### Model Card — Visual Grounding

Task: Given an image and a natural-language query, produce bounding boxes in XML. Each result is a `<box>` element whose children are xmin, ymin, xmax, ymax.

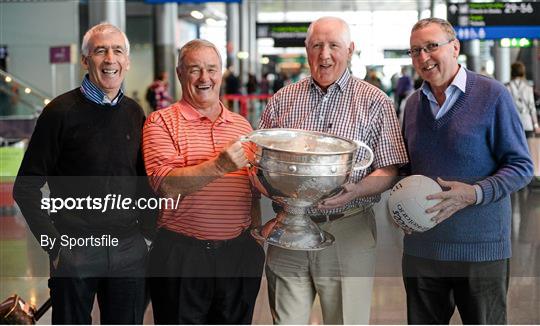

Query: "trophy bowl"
<box><xmin>242</xmin><ymin>128</ymin><xmax>373</xmax><ymax>250</ymax></box>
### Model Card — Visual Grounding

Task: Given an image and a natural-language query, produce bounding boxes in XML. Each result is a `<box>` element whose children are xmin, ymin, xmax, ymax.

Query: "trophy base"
<box><xmin>251</xmin><ymin>227</ymin><xmax>335</xmax><ymax>251</ymax></box>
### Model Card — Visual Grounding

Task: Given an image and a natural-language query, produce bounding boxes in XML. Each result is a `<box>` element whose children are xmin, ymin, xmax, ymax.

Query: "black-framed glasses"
<box><xmin>407</xmin><ymin>39</ymin><xmax>455</xmax><ymax>57</ymax></box>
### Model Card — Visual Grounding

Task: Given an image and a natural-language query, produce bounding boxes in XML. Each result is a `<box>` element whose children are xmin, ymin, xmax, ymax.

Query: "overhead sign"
<box><xmin>454</xmin><ymin>26</ymin><xmax>540</xmax><ymax>40</ymax></box>
<box><xmin>256</xmin><ymin>22</ymin><xmax>309</xmax><ymax>48</ymax></box>
<box><xmin>447</xmin><ymin>1</ymin><xmax>540</xmax><ymax>40</ymax></box>
<box><xmin>447</xmin><ymin>2</ymin><xmax>540</xmax><ymax>27</ymax></box>
<box><xmin>49</xmin><ymin>46</ymin><xmax>71</xmax><ymax>64</ymax></box>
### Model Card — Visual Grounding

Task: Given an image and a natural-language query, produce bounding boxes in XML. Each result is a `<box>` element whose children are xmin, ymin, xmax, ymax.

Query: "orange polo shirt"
<box><xmin>142</xmin><ymin>99</ymin><xmax>254</xmax><ymax>240</ymax></box>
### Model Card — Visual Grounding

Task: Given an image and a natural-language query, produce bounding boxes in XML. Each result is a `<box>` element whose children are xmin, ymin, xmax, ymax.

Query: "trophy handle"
<box><xmin>353</xmin><ymin>140</ymin><xmax>374</xmax><ymax>171</ymax></box>
<box><xmin>239</xmin><ymin>135</ymin><xmax>250</xmax><ymax>143</ymax></box>
<box><xmin>239</xmin><ymin>135</ymin><xmax>256</xmax><ymax>168</ymax></box>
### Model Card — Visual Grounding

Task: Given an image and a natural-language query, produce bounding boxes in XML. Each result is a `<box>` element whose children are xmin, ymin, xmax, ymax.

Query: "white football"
<box><xmin>388</xmin><ymin>175</ymin><xmax>442</xmax><ymax>232</ymax></box>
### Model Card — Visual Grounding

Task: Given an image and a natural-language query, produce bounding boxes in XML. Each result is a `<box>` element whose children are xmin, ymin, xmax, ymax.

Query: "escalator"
<box><xmin>0</xmin><ymin>68</ymin><xmax>51</xmax><ymax>140</ymax></box>
<box><xmin>0</xmin><ymin>70</ymin><xmax>51</xmax><ymax>257</ymax></box>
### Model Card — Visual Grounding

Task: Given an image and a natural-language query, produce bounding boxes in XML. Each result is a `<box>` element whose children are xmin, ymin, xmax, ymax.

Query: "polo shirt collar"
<box><xmin>178</xmin><ymin>99</ymin><xmax>234</xmax><ymax>123</ymax></box>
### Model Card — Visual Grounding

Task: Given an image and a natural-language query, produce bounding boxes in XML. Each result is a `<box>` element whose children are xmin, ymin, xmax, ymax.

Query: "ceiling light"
<box><xmin>190</xmin><ymin>10</ymin><xmax>204</xmax><ymax>20</ymax></box>
<box><xmin>237</xmin><ymin>51</ymin><xmax>249</xmax><ymax>60</ymax></box>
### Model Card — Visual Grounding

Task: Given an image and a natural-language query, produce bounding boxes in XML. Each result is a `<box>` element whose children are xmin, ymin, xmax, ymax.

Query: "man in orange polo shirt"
<box><xmin>142</xmin><ymin>39</ymin><xmax>264</xmax><ymax>324</ymax></box>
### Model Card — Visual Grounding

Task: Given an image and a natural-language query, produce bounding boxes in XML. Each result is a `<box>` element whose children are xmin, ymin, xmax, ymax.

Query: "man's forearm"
<box><xmin>250</xmin><ymin>198</ymin><xmax>261</xmax><ymax>228</ymax></box>
<box><xmin>353</xmin><ymin>165</ymin><xmax>398</xmax><ymax>198</ymax></box>
<box><xmin>158</xmin><ymin>157</ymin><xmax>226</xmax><ymax>197</ymax></box>
<box><xmin>318</xmin><ymin>165</ymin><xmax>399</xmax><ymax>209</ymax></box>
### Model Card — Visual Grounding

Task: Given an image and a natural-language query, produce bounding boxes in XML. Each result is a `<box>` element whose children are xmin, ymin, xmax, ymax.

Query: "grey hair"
<box><xmin>305</xmin><ymin>16</ymin><xmax>351</xmax><ymax>46</ymax></box>
<box><xmin>177</xmin><ymin>39</ymin><xmax>222</xmax><ymax>70</ymax></box>
<box><xmin>411</xmin><ymin>18</ymin><xmax>457</xmax><ymax>40</ymax></box>
<box><xmin>81</xmin><ymin>22</ymin><xmax>130</xmax><ymax>56</ymax></box>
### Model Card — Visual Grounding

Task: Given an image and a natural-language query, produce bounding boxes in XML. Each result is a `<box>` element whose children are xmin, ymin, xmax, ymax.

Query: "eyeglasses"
<box><xmin>407</xmin><ymin>39</ymin><xmax>455</xmax><ymax>57</ymax></box>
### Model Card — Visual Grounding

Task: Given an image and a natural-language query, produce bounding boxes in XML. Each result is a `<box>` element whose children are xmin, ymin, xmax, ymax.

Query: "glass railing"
<box><xmin>0</xmin><ymin>68</ymin><xmax>51</xmax><ymax>118</ymax></box>
<box><xmin>0</xmin><ymin>69</ymin><xmax>51</xmax><ymax>139</ymax></box>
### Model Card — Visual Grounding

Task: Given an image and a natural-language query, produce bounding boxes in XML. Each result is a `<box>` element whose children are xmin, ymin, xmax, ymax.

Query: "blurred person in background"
<box><xmin>272</xmin><ymin>71</ymin><xmax>286</xmax><ymax>94</ymax></box>
<box><xmin>364</xmin><ymin>68</ymin><xmax>383</xmax><ymax>91</ymax></box>
<box><xmin>507</xmin><ymin>61</ymin><xmax>539</xmax><ymax>138</ymax></box>
<box><xmin>246</xmin><ymin>73</ymin><xmax>258</xmax><ymax>94</ymax></box>
<box><xmin>395</xmin><ymin>66</ymin><xmax>413</xmax><ymax>113</ymax></box>
<box><xmin>146</xmin><ymin>71</ymin><xmax>173</xmax><ymax>111</ymax></box>
<box><xmin>259</xmin><ymin>73</ymin><xmax>270</xmax><ymax>95</ymax></box>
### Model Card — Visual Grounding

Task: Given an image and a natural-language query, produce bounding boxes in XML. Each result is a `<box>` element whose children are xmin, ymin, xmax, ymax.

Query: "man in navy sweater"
<box><xmin>401</xmin><ymin>18</ymin><xmax>533</xmax><ymax>324</ymax></box>
<box><xmin>13</xmin><ymin>23</ymin><xmax>152</xmax><ymax>324</ymax></box>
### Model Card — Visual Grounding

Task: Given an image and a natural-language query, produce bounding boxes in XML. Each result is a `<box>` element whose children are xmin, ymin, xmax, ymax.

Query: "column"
<box><xmin>533</xmin><ymin>40</ymin><xmax>540</xmax><ymax>91</ymax></box>
<box><xmin>153</xmin><ymin>3</ymin><xmax>178</xmax><ymax>96</ymax></box>
<box><xmin>88</xmin><ymin>0</ymin><xmax>125</xmax><ymax>31</ymax></box>
<box><xmin>494</xmin><ymin>42</ymin><xmax>511</xmax><ymax>83</ymax></box>
<box><xmin>248</xmin><ymin>0</ymin><xmax>258</xmax><ymax>79</ymax></box>
<box><xmin>226</xmin><ymin>2</ymin><xmax>240</xmax><ymax>75</ymax></box>
<box><xmin>239</xmin><ymin>0</ymin><xmax>249</xmax><ymax>91</ymax></box>
<box><xmin>463</xmin><ymin>39</ymin><xmax>480</xmax><ymax>72</ymax></box>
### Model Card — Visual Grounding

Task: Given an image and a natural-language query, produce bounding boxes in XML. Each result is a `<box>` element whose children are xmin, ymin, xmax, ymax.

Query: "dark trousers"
<box><xmin>402</xmin><ymin>254</ymin><xmax>509</xmax><ymax>325</ymax></box>
<box><xmin>50</xmin><ymin>277</ymin><xmax>146</xmax><ymax>324</ymax></box>
<box><xmin>148</xmin><ymin>228</ymin><xmax>265</xmax><ymax>325</ymax></box>
<box><xmin>49</xmin><ymin>232</ymin><xmax>147</xmax><ymax>324</ymax></box>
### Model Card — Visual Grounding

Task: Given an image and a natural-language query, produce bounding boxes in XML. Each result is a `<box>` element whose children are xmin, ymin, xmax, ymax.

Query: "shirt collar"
<box><xmin>310</xmin><ymin>69</ymin><xmax>351</xmax><ymax>94</ymax></box>
<box><xmin>80</xmin><ymin>74</ymin><xmax>123</xmax><ymax>106</ymax></box>
<box><xmin>421</xmin><ymin>65</ymin><xmax>467</xmax><ymax>98</ymax></box>
<box><xmin>178</xmin><ymin>99</ymin><xmax>234</xmax><ymax>123</ymax></box>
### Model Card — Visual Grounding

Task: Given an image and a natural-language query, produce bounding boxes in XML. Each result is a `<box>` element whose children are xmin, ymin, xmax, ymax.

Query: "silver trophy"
<box><xmin>241</xmin><ymin>129</ymin><xmax>373</xmax><ymax>250</ymax></box>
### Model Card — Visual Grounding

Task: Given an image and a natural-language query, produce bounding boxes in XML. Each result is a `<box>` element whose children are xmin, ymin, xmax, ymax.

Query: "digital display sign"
<box><xmin>256</xmin><ymin>22</ymin><xmax>310</xmax><ymax>47</ymax></box>
<box><xmin>447</xmin><ymin>2</ymin><xmax>540</xmax><ymax>40</ymax></box>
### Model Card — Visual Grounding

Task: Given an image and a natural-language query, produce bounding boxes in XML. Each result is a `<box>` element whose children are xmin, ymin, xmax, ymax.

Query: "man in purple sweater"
<box><xmin>401</xmin><ymin>18</ymin><xmax>533</xmax><ymax>324</ymax></box>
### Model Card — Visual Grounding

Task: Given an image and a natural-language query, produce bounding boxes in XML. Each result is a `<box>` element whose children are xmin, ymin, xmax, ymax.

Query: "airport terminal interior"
<box><xmin>1</xmin><ymin>0</ymin><xmax>539</xmax><ymax>324</ymax></box>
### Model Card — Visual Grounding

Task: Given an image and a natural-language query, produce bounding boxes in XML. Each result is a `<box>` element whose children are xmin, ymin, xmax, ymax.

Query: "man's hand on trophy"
<box><xmin>260</xmin><ymin>212</ymin><xmax>286</xmax><ymax>238</ymax></box>
<box><xmin>215</xmin><ymin>140</ymin><xmax>249</xmax><ymax>174</ymax></box>
<box><xmin>317</xmin><ymin>183</ymin><xmax>357</xmax><ymax>209</ymax></box>
<box><xmin>260</xmin><ymin>219</ymin><xmax>276</xmax><ymax>238</ymax></box>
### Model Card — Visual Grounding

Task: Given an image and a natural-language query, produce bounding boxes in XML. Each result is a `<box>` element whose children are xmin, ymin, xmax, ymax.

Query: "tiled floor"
<box><xmin>1</xmin><ymin>186</ymin><xmax>539</xmax><ymax>324</ymax></box>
